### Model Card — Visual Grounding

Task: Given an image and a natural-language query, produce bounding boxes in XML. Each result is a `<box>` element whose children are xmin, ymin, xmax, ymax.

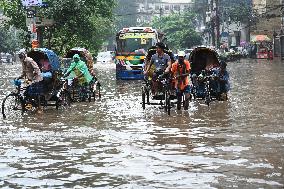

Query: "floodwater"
<box><xmin>0</xmin><ymin>59</ymin><xmax>283</xmax><ymax>188</ymax></box>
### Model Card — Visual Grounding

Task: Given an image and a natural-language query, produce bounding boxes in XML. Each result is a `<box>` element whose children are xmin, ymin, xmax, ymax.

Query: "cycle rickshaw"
<box><xmin>141</xmin><ymin>47</ymin><xmax>176</xmax><ymax>115</ymax></box>
<box><xmin>189</xmin><ymin>47</ymin><xmax>221</xmax><ymax>106</ymax></box>
<box><xmin>2</xmin><ymin>48</ymin><xmax>70</xmax><ymax>119</ymax></box>
<box><xmin>62</xmin><ymin>47</ymin><xmax>101</xmax><ymax>102</ymax></box>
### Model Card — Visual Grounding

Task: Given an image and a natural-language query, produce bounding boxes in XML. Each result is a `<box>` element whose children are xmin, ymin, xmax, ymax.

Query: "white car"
<box><xmin>0</xmin><ymin>53</ymin><xmax>13</xmax><ymax>64</ymax></box>
<box><xmin>96</xmin><ymin>51</ymin><xmax>114</xmax><ymax>64</ymax></box>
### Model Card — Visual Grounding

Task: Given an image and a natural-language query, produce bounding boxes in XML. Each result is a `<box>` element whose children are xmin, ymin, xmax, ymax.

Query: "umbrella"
<box><xmin>251</xmin><ymin>35</ymin><xmax>271</xmax><ymax>42</ymax></box>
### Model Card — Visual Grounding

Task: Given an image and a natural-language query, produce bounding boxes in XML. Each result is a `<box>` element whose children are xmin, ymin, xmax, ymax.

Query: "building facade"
<box><xmin>251</xmin><ymin>0</ymin><xmax>282</xmax><ymax>38</ymax></box>
<box><xmin>136</xmin><ymin>0</ymin><xmax>193</xmax><ymax>25</ymax></box>
<box><xmin>251</xmin><ymin>0</ymin><xmax>282</xmax><ymax>56</ymax></box>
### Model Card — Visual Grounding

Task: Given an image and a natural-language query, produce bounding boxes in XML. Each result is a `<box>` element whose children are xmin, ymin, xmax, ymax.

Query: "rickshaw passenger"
<box><xmin>63</xmin><ymin>54</ymin><xmax>93</xmax><ymax>86</ymax></box>
<box><xmin>144</xmin><ymin>42</ymin><xmax>172</xmax><ymax>95</ymax></box>
<box><xmin>212</xmin><ymin>61</ymin><xmax>230</xmax><ymax>100</ymax></box>
<box><xmin>192</xmin><ymin>71</ymin><xmax>206</xmax><ymax>98</ymax></box>
<box><xmin>143</xmin><ymin>46</ymin><xmax>156</xmax><ymax>80</ymax></box>
<box><xmin>171</xmin><ymin>51</ymin><xmax>191</xmax><ymax>110</ymax></box>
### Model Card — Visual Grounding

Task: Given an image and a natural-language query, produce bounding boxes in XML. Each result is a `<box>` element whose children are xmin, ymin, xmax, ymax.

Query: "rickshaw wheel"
<box><xmin>88</xmin><ymin>92</ymin><xmax>92</xmax><ymax>102</ymax></box>
<box><xmin>146</xmin><ymin>89</ymin><xmax>150</xmax><ymax>104</ymax></box>
<box><xmin>166</xmin><ymin>92</ymin><xmax>171</xmax><ymax>116</ymax></box>
<box><xmin>142</xmin><ymin>86</ymin><xmax>146</xmax><ymax>110</ymax></box>
<box><xmin>2</xmin><ymin>93</ymin><xmax>25</xmax><ymax>119</ymax></box>
<box><xmin>164</xmin><ymin>91</ymin><xmax>171</xmax><ymax>115</ymax></box>
<box><xmin>205</xmin><ymin>97</ymin><xmax>210</xmax><ymax>106</ymax></box>
<box><xmin>56</xmin><ymin>91</ymin><xmax>71</xmax><ymax>109</ymax></box>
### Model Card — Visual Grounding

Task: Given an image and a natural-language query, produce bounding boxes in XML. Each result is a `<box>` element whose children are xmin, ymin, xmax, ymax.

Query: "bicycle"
<box><xmin>2</xmin><ymin>79</ymin><xmax>71</xmax><ymax>119</ymax></box>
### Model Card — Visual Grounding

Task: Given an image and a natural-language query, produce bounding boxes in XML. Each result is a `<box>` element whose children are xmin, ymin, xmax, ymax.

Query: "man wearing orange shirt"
<box><xmin>171</xmin><ymin>51</ymin><xmax>191</xmax><ymax>110</ymax></box>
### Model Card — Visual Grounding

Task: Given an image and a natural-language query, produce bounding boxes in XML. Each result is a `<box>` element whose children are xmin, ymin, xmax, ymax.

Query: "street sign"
<box><xmin>21</xmin><ymin>0</ymin><xmax>43</xmax><ymax>7</ymax></box>
<box><xmin>35</xmin><ymin>17</ymin><xmax>54</xmax><ymax>27</ymax></box>
<box><xmin>220</xmin><ymin>32</ymin><xmax>229</xmax><ymax>43</ymax></box>
<box><xmin>26</xmin><ymin>9</ymin><xmax>36</xmax><ymax>18</ymax></box>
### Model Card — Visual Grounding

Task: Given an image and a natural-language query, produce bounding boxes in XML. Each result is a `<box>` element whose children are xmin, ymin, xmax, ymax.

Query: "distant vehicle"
<box><xmin>96</xmin><ymin>51</ymin><xmax>114</xmax><ymax>64</ymax></box>
<box><xmin>0</xmin><ymin>53</ymin><xmax>13</xmax><ymax>64</ymax></box>
<box><xmin>115</xmin><ymin>27</ymin><xmax>164</xmax><ymax>80</ymax></box>
<box><xmin>184</xmin><ymin>49</ymin><xmax>193</xmax><ymax>60</ymax></box>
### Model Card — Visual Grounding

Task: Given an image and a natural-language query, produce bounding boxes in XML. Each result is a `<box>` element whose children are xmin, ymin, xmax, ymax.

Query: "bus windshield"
<box><xmin>116</xmin><ymin>37</ymin><xmax>154</xmax><ymax>55</ymax></box>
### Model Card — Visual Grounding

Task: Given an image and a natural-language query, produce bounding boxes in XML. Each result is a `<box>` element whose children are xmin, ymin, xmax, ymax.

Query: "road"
<box><xmin>0</xmin><ymin>59</ymin><xmax>283</xmax><ymax>188</ymax></box>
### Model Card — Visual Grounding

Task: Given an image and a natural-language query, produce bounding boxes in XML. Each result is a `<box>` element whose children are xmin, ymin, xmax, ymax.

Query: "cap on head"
<box><xmin>17</xmin><ymin>49</ymin><xmax>26</xmax><ymax>58</ymax></box>
<box><xmin>73</xmin><ymin>54</ymin><xmax>80</xmax><ymax>60</ymax></box>
<box><xmin>178</xmin><ymin>51</ymin><xmax>186</xmax><ymax>57</ymax></box>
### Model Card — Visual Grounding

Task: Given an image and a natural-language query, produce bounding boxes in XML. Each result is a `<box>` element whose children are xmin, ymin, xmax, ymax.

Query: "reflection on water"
<box><xmin>0</xmin><ymin>60</ymin><xmax>283</xmax><ymax>188</ymax></box>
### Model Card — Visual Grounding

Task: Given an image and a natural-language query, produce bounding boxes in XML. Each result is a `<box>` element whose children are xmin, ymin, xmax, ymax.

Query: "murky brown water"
<box><xmin>0</xmin><ymin>59</ymin><xmax>283</xmax><ymax>188</ymax></box>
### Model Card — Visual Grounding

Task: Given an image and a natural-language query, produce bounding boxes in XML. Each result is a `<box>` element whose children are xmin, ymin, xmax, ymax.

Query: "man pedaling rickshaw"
<box><xmin>63</xmin><ymin>54</ymin><xmax>96</xmax><ymax>100</ymax></box>
<box><xmin>144</xmin><ymin>42</ymin><xmax>172</xmax><ymax>97</ymax></box>
<box><xmin>171</xmin><ymin>51</ymin><xmax>192</xmax><ymax>110</ymax></box>
<box><xmin>16</xmin><ymin>49</ymin><xmax>44</xmax><ymax>112</ymax></box>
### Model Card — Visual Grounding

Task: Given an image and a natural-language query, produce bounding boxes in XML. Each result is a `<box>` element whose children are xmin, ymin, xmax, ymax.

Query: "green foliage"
<box><xmin>0</xmin><ymin>0</ymin><xmax>115</xmax><ymax>55</ymax></box>
<box><xmin>219</xmin><ymin>0</ymin><xmax>252</xmax><ymax>23</ymax></box>
<box><xmin>151</xmin><ymin>13</ymin><xmax>202</xmax><ymax>49</ymax></box>
<box><xmin>0</xmin><ymin>26</ymin><xmax>23</xmax><ymax>53</ymax></box>
<box><xmin>224</xmin><ymin>2</ymin><xmax>251</xmax><ymax>23</ymax></box>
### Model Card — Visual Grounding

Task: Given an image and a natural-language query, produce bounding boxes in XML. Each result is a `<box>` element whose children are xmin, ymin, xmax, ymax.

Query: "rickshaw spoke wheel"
<box><xmin>56</xmin><ymin>91</ymin><xmax>71</xmax><ymax>109</ymax></box>
<box><xmin>2</xmin><ymin>93</ymin><xmax>24</xmax><ymax>119</ymax></box>
<box><xmin>142</xmin><ymin>86</ymin><xmax>146</xmax><ymax>110</ymax></box>
<box><xmin>166</xmin><ymin>91</ymin><xmax>171</xmax><ymax>116</ymax></box>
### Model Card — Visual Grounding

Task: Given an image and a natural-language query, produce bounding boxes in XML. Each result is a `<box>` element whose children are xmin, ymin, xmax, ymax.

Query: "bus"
<box><xmin>115</xmin><ymin>27</ymin><xmax>163</xmax><ymax>80</ymax></box>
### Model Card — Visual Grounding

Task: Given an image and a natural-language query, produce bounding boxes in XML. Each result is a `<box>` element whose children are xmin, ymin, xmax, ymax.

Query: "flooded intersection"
<box><xmin>0</xmin><ymin>59</ymin><xmax>283</xmax><ymax>188</ymax></box>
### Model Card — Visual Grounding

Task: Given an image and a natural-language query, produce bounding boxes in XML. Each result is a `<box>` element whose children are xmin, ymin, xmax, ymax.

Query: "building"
<box><xmin>203</xmin><ymin>0</ymin><xmax>251</xmax><ymax>48</ymax></box>
<box><xmin>250</xmin><ymin>0</ymin><xmax>282</xmax><ymax>56</ymax></box>
<box><xmin>251</xmin><ymin>0</ymin><xmax>282</xmax><ymax>38</ymax></box>
<box><xmin>136</xmin><ymin>0</ymin><xmax>193</xmax><ymax>25</ymax></box>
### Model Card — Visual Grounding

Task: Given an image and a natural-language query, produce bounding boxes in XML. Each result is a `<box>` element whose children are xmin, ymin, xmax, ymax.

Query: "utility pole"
<box><xmin>216</xmin><ymin>0</ymin><xmax>220</xmax><ymax>48</ymax></box>
<box><xmin>210</xmin><ymin>0</ymin><xmax>215</xmax><ymax>47</ymax></box>
<box><xmin>159</xmin><ymin>7</ymin><xmax>163</xmax><ymax>29</ymax></box>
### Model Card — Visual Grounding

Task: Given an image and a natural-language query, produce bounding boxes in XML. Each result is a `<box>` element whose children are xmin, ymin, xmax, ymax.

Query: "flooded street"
<box><xmin>0</xmin><ymin>59</ymin><xmax>283</xmax><ymax>188</ymax></box>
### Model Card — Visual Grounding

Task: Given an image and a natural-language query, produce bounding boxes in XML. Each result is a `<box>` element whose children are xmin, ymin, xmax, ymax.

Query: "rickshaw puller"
<box><xmin>144</xmin><ymin>42</ymin><xmax>172</xmax><ymax>96</ymax></box>
<box><xmin>63</xmin><ymin>54</ymin><xmax>95</xmax><ymax>100</ymax></box>
<box><xmin>17</xmin><ymin>50</ymin><xmax>44</xmax><ymax>112</ymax></box>
<box><xmin>171</xmin><ymin>51</ymin><xmax>191</xmax><ymax>110</ymax></box>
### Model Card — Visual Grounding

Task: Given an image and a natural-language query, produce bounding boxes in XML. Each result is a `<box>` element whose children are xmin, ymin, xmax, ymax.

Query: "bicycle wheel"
<box><xmin>146</xmin><ymin>89</ymin><xmax>150</xmax><ymax>104</ymax></box>
<box><xmin>97</xmin><ymin>82</ymin><xmax>102</xmax><ymax>99</ymax></box>
<box><xmin>166</xmin><ymin>91</ymin><xmax>171</xmax><ymax>116</ymax></box>
<box><xmin>205</xmin><ymin>84</ymin><xmax>211</xmax><ymax>106</ymax></box>
<box><xmin>56</xmin><ymin>91</ymin><xmax>71</xmax><ymax>110</ymax></box>
<box><xmin>164</xmin><ymin>92</ymin><xmax>168</xmax><ymax>112</ymax></box>
<box><xmin>142</xmin><ymin>86</ymin><xmax>146</xmax><ymax>110</ymax></box>
<box><xmin>2</xmin><ymin>93</ymin><xmax>24</xmax><ymax>119</ymax></box>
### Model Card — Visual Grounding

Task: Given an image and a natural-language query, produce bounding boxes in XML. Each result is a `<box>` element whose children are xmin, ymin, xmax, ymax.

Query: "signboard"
<box><xmin>21</xmin><ymin>0</ymin><xmax>43</xmax><ymax>7</ymax></box>
<box><xmin>119</xmin><ymin>32</ymin><xmax>156</xmax><ymax>39</ymax></box>
<box><xmin>26</xmin><ymin>9</ymin><xmax>36</xmax><ymax>18</ymax></box>
<box><xmin>220</xmin><ymin>32</ymin><xmax>229</xmax><ymax>44</ymax></box>
<box><xmin>35</xmin><ymin>17</ymin><xmax>54</xmax><ymax>26</ymax></box>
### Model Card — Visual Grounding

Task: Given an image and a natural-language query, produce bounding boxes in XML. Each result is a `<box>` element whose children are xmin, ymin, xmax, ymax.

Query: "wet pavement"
<box><xmin>0</xmin><ymin>59</ymin><xmax>283</xmax><ymax>188</ymax></box>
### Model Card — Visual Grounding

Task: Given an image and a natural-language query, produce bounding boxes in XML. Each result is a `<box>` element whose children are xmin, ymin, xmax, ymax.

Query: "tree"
<box><xmin>0</xmin><ymin>26</ymin><xmax>23</xmax><ymax>53</ymax></box>
<box><xmin>151</xmin><ymin>12</ymin><xmax>202</xmax><ymax>49</ymax></box>
<box><xmin>0</xmin><ymin>0</ymin><xmax>115</xmax><ymax>55</ymax></box>
<box><xmin>220</xmin><ymin>0</ymin><xmax>252</xmax><ymax>23</ymax></box>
